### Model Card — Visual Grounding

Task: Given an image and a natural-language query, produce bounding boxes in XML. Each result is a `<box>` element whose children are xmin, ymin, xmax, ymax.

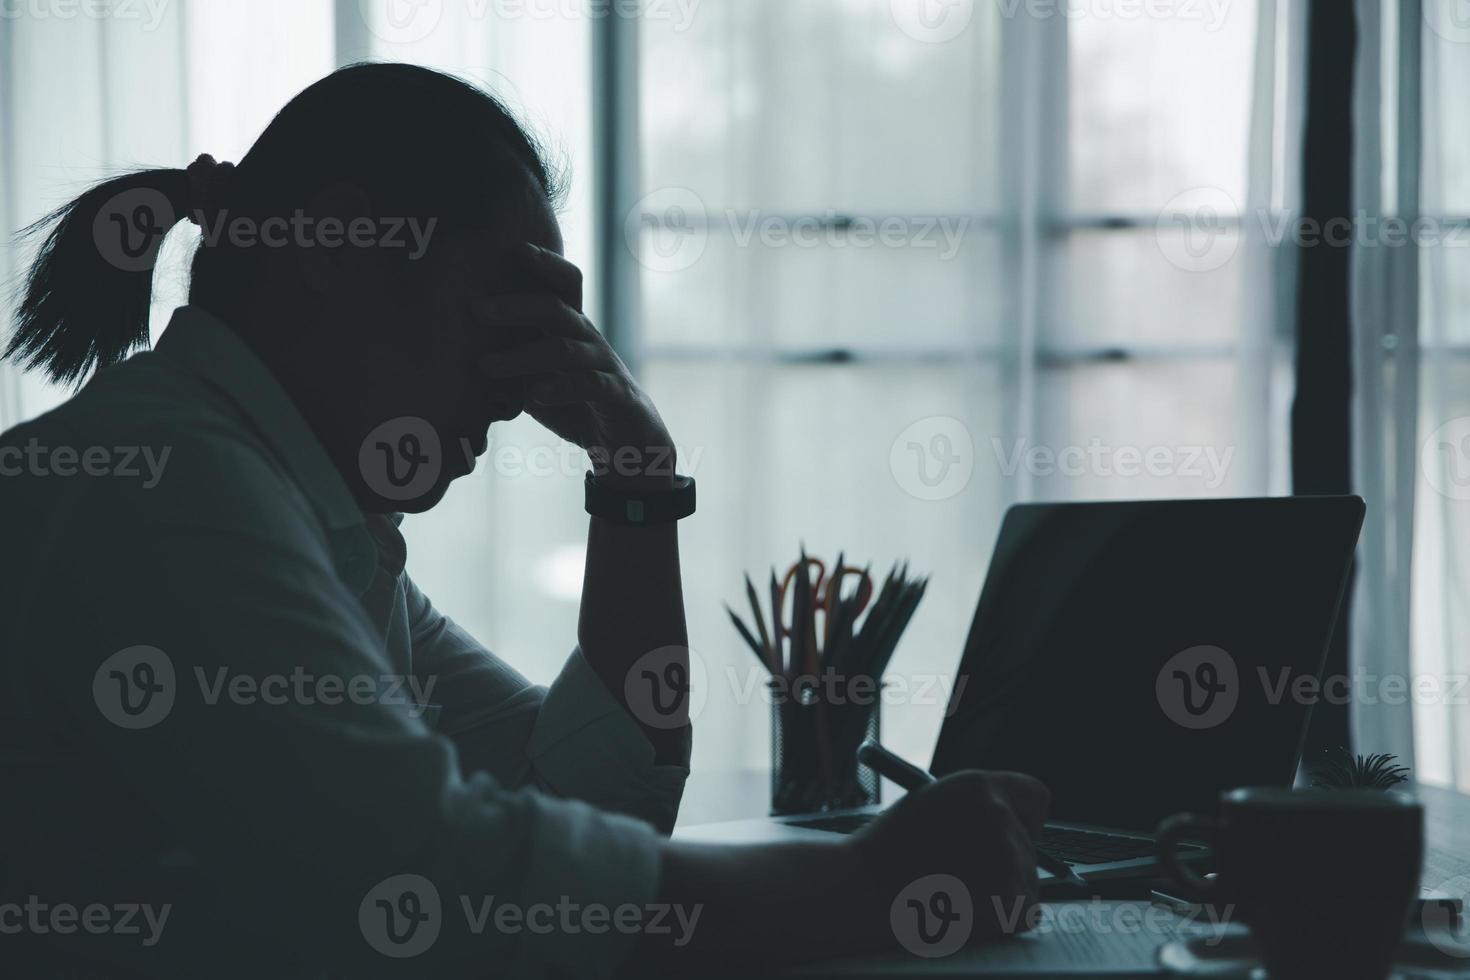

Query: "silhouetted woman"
<box><xmin>0</xmin><ymin>63</ymin><xmax>1044</xmax><ymax>978</ymax></box>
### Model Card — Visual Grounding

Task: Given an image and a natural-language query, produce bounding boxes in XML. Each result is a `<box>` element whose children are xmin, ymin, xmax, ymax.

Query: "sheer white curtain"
<box><xmin>1352</xmin><ymin>0</ymin><xmax>1421</xmax><ymax>775</ymax></box>
<box><xmin>635</xmin><ymin>0</ymin><xmax>1301</xmax><ymax>771</ymax></box>
<box><xmin>1389</xmin><ymin>0</ymin><xmax>1470</xmax><ymax>787</ymax></box>
<box><xmin>3</xmin><ymin>1</ymin><xmax>1300</xmax><ymax>777</ymax></box>
<box><xmin>1349</xmin><ymin>0</ymin><xmax>1470</xmax><ymax>786</ymax></box>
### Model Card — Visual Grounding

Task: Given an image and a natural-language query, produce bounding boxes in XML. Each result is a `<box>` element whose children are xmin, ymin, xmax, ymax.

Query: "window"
<box><xmin>631</xmin><ymin>0</ymin><xmax>1293</xmax><ymax>768</ymax></box>
<box><xmin>1412</xmin><ymin>0</ymin><xmax>1470</xmax><ymax>788</ymax></box>
<box><xmin>0</xmin><ymin>0</ymin><xmax>1296</xmax><ymax>774</ymax></box>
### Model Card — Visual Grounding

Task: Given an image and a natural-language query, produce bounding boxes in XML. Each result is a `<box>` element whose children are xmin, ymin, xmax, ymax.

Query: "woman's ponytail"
<box><xmin>8</xmin><ymin>63</ymin><xmax>564</xmax><ymax>388</ymax></box>
<box><xmin>7</xmin><ymin>167</ymin><xmax>190</xmax><ymax>386</ymax></box>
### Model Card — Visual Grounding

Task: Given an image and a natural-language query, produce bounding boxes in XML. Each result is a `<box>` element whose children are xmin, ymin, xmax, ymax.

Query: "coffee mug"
<box><xmin>1157</xmin><ymin>787</ymin><xmax>1423</xmax><ymax>980</ymax></box>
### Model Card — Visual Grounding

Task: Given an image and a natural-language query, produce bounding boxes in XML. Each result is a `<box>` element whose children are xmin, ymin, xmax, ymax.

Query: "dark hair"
<box><xmin>7</xmin><ymin>62</ymin><xmax>564</xmax><ymax>386</ymax></box>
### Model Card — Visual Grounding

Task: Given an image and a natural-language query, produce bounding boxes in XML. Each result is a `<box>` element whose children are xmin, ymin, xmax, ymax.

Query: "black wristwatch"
<box><xmin>584</xmin><ymin>472</ymin><xmax>696</xmax><ymax>526</ymax></box>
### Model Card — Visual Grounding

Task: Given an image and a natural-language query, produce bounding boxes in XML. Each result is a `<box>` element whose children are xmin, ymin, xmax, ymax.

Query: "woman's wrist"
<box><xmin>588</xmin><ymin>439</ymin><xmax>679</xmax><ymax>491</ymax></box>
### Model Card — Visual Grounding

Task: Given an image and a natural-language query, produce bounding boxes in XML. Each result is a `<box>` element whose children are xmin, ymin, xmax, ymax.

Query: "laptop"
<box><xmin>678</xmin><ymin>496</ymin><xmax>1366</xmax><ymax>883</ymax></box>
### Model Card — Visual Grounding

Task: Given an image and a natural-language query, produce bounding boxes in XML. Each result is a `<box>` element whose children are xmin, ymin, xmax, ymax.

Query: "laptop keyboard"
<box><xmin>1036</xmin><ymin>827</ymin><xmax>1158</xmax><ymax>865</ymax></box>
<box><xmin>785</xmin><ymin>813</ymin><xmax>1205</xmax><ymax>867</ymax></box>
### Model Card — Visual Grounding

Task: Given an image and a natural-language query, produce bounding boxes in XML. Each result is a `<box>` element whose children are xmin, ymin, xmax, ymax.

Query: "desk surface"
<box><xmin>677</xmin><ymin>771</ymin><xmax>1470</xmax><ymax>977</ymax></box>
<box><xmin>1421</xmin><ymin>782</ymin><xmax>1470</xmax><ymax>890</ymax></box>
<box><xmin>679</xmin><ymin>771</ymin><xmax>1470</xmax><ymax>880</ymax></box>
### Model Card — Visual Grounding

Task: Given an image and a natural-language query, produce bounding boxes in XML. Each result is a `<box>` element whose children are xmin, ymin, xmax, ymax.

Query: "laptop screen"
<box><xmin>929</xmin><ymin>497</ymin><xmax>1364</xmax><ymax>833</ymax></box>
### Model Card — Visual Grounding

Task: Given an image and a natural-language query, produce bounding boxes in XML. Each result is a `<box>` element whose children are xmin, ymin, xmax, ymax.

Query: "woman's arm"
<box><xmin>404</xmin><ymin>569</ymin><xmax>688</xmax><ymax>831</ymax></box>
<box><xmin>580</xmin><ymin>501</ymin><xmax>691</xmax><ymax>764</ymax></box>
<box><xmin>475</xmin><ymin>243</ymin><xmax>692</xmax><ymax>764</ymax></box>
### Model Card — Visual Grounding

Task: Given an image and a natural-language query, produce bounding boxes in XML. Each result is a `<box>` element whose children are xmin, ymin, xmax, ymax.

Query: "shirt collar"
<box><xmin>153</xmin><ymin>305</ymin><xmax>392</xmax><ymax>591</ymax></box>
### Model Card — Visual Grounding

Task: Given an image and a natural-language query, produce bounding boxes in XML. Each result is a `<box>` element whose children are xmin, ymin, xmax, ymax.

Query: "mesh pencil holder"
<box><xmin>769</xmin><ymin>678</ymin><xmax>885</xmax><ymax>817</ymax></box>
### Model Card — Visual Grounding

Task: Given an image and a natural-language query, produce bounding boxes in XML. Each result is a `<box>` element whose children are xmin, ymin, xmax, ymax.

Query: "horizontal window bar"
<box><xmin>633</xmin><ymin>211</ymin><xmax>1470</xmax><ymax>229</ymax></box>
<box><xmin>639</xmin><ymin>344</ymin><xmax>1247</xmax><ymax>365</ymax></box>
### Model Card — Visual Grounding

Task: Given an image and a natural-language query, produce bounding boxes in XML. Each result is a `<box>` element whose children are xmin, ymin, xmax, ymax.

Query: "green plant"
<box><xmin>1307</xmin><ymin>747</ymin><xmax>1411</xmax><ymax>790</ymax></box>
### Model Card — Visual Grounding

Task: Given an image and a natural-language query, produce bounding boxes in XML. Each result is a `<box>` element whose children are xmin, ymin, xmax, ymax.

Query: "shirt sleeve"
<box><xmin>24</xmin><ymin>428</ymin><xmax>665</xmax><ymax>979</ymax></box>
<box><xmin>405</xmin><ymin>574</ymin><xmax>691</xmax><ymax>835</ymax></box>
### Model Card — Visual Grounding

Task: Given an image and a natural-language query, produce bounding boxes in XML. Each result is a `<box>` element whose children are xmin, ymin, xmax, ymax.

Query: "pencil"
<box><xmin>745</xmin><ymin>573</ymin><xmax>773</xmax><ymax>670</ymax></box>
<box><xmin>725</xmin><ymin>604</ymin><xmax>768</xmax><ymax>672</ymax></box>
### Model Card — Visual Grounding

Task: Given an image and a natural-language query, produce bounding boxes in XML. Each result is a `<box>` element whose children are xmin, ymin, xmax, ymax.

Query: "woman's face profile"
<box><xmin>291</xmin><ymin>183</ymin><xmax>565</xmax><ymax>514</ymax></box>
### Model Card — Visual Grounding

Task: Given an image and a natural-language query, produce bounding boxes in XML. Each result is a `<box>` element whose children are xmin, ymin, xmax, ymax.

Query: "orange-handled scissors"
<box><xmin>775</xmin><ymin>557</ymin><xmax>875</xmax><ymax>670</ymax></box>
<box><xmin>775</xmin><ymin>557</ymin><xmax>825</xmax><ymax>649</ymax></box>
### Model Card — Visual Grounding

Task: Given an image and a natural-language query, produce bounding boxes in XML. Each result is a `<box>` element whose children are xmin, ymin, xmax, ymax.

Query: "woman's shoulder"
<box><xmin>1</xmin><ymin>350</ymin><xmax>310</xmax><ymax>538</ymax></box>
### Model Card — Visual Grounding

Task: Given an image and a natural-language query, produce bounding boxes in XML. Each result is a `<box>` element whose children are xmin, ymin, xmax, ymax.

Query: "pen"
<box><xmin>855</xmin><ymin>740</ymin><xmax>1086</xmax><ymax>888</ymax></box>
<box><xmin>856</xmin><ymin>739</ymin><xmax>937</xmax><ymax>789</ymax></box>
